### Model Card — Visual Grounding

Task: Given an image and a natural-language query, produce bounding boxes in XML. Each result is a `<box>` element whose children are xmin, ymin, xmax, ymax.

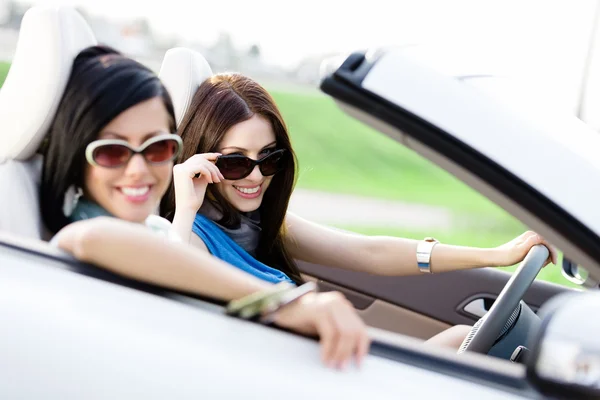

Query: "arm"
<box><xmin>284</xmin><ymin>212</ymin><xmax>557</xmax><ymax>276</ymax></box>
<box><xmin>171</xmin><ymin>208</ymin><xmax>201</xmax><ymax>246</ymax></box>
<box><xmin>171</xmin><ymin>153</ymin><xmax>223</xmax><ymax>245</ymax></box>
<box><xmin>55</xmin><ymin>217</ymin><xmax>269</xmax><ymax>300</ymax></box>
<box><xmin>55</xmin><ymin>217</ymin><xmax>370</xmax><ymax>368</ymax></box>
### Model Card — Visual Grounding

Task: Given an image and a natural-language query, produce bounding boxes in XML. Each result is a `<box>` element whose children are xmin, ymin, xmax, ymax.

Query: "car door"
<box><xmin>300</xmin><ymin>263</ymin><xmax>570</xmax><ymax>340</ymax></box>
<box><xmin>297</xmin><ymin>48</ymin><xmax>594</xmax><ymax>340</ymax></box>
<box><xmin>0</xmin><ymin>233</ymin><xmax>539</xmax><ymax>399</ymax></box>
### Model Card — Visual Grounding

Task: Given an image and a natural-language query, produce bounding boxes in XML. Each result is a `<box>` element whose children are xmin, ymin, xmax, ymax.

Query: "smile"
<box><xmin>117</xmin><ymin>185</ymin><xmax>152</xmax><ymax>203</ymax></box>
<box><xmin>233</xmin><ymin>185</ymin><xmax>262</xmax><ymax>199</ymax></box>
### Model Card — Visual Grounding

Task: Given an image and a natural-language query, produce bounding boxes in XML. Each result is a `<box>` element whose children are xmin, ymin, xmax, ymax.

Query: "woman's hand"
<box><xmin>172</xmin><ymin>153</ymin><xmax>224</xmax><ymax>212</ymax></box>
<box><xmin>492</xmin><ymin>231</ymin><xmax>558</xmax><ymax>267</ymax></box>
<box><xmin>272</xmin><ymin>291</ymin><xmax>370</xmax><ymax>370</ymax></box>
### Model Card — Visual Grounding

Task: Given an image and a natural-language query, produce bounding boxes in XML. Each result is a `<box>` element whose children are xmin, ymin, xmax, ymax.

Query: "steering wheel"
<box><xmin>458</xmin><ymin>244</ymin><xmax>549</xmax><ymax>354</ymax></box>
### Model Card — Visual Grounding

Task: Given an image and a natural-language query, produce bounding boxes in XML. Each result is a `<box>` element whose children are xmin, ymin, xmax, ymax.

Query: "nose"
<box><xmin>246</xmin><ymin>164</ymin><xmax>264</xmax><ymax>182</ymax></box>
<box><xmin>124</xmin><ymin>153</ymin><xmax>151</xmax><ymax>177</ymax></box>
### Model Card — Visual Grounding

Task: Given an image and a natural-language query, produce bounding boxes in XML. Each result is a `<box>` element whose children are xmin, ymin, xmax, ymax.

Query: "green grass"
<box><xmin>270</xmin><ymin>89</ymin><xmax>516</xmax><ymax>222</ymax></box>
<box><xmin>269</xmin><ymin>87</ymin><xmax>582</xmax><ymax>288</ymax></box>
<box><xmin>337</xmin><ymin>224</ymin><xmax>581</xmax><ymax>289</ymax></box>
<box><xmin>0</xmin><ymin>62</ymin><xmax>9</xmax><ymax>87</ymax></box>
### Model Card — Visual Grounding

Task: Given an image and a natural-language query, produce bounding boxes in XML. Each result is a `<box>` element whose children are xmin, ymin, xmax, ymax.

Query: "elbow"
<box><xmin>57</xmin><ymin>217</ymin><xmax>113</xmax><ymax>261</ymax></box>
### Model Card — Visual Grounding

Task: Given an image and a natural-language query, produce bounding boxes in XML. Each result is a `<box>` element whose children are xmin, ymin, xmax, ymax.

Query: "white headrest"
<box><xmin>158</xmin><ymin>48</ymin><xmax>213</xmax><ymax>127</ymax></box>
<box><xmin>0</xmin><ymin>6</ymin><xmax>96</xmax><ymax>163</ymax></box>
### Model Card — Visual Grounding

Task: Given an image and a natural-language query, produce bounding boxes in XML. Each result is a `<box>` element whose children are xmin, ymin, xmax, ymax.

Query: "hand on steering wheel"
<box><xmin>458</xmin><ymin>244</ymin><xmax>550</xmax><ymax>354</ymax></box>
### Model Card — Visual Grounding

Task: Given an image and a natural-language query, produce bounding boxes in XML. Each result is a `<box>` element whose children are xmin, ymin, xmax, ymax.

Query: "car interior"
<box><xmin>0</xmin><ymin>7</ymin><xmax>584</xmax><ymax>392</ymax></box>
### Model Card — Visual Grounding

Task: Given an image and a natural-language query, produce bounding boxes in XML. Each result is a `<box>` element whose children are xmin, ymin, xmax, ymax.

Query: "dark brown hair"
<box><xmin>161</xmin><ymin>73</ymin><xmax>303</xmax><ymax>283</ymax></box>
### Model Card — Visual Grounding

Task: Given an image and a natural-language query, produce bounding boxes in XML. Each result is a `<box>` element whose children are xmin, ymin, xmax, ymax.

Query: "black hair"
<box><xmin>40</xmin><ymin>45</ymin><xmax>175</xmax><ymax>233</ymax></box>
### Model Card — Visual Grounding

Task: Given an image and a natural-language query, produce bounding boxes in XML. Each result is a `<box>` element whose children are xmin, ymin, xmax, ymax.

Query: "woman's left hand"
<box><xmin>492</xmin><ymin>231</ymin><xmax>558</xmax><ymax>267</ymax></box>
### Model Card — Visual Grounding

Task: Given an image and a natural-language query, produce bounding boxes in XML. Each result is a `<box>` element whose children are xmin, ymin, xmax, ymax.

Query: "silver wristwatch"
<box><xmin>416</xmin><ymin>237</ymin><xmax>439</xmax><ymax>273</ymax></box>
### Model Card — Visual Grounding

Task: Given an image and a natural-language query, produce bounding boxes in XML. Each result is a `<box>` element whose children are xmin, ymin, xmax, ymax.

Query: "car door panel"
<box><xmin>304</xmin><ymin>274</ymin><xmax>451</xmax><ymax>340</ymax></box>
<box><xmin>299</xmin><ymin>261</ymin><xmax>573</xmax><ymax>336</ymax></box>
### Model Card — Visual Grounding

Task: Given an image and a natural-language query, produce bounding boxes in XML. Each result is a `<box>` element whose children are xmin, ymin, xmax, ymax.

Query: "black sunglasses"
<box><xmin>215</xmin><ymin>149</ymin><xmax>287</xmax><ymax>180</ymax></box>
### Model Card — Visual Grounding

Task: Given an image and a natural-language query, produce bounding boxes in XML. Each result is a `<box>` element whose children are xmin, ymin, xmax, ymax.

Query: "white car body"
<box><xmin>1</xmin><ymin>6</ymin><xmax>599</xmax><ymax>400</ymax></box>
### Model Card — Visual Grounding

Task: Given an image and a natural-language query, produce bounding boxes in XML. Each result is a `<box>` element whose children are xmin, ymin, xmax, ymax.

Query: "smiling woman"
<box><xmin>40</xmin><ymin>45</ymin><xmax>179</xmax><ymax>233</ymax></box>
<box><xmin>163</xmin><ymin>73</ymin><xmax>301</xmax><ymax>283</ymax></box>
<box><xmin>160</xmin><ymin>68</ymin><xmax>562</xmax><ymax>353</ymax></box>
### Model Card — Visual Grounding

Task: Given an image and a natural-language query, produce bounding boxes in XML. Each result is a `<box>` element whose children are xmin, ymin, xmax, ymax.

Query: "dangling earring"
<box><xmin>62</xmin><ymin>185</ymin><xmax>83</xmax><ymax>217</ymax></box>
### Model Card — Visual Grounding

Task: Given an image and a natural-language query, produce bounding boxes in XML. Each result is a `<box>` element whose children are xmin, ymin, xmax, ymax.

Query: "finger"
<box><xmin>193</xmin><ymin>166</ymin><xmax>213</xmax><ymax>183</ymax></box>
<box><xmin>525</xmin><ymin>234</ymin><xmax>557</xmax><ymax>266</ymax></box>
<box><xmin>519</xmin><ymin>230</ymin><xmax>537</xmax><ymax>244</ymax></box>
<box><xmin>356</xmin><ymin>333</ymin><xmax>371</xmax><ymax>368</ymax></box>
<box><xmin>330</xmin><ymin>326</ymin><xmax>355</xmax><ymax>370</ymax></box>
<box><xmin>202</xmin><ymin>152</ymin><xmax>222</xmax><ymax>162</ymax></box>
<box><xmin>540</xmin><ymin>239</ymin><xmax>558</xmax><ymax>265</ymax></box>
<box><xmin>330</xmin><ymin>308</ymin><xmax>361</xmax><ymax>369</ymax></box>
<box><xmin>524</xmin><ymin>233</ymin><xmax>543</xmax><ymax>247</ymax></box>
<box><xmin>216</xmin><ymin>166</ymin><xmax>225</xmax><ymax>180</ymax></box>
<box><xmin>184</xmin><ymin>153</ymin><xmax>211</xmax><ymax>164</ymax></box>
<box><xmin>315</xmin><ymin>315</ymin><xmax>337</xmax><ymax>368</ymax></box>
<box><xmin>174</xmin><ymin>163</ymin><xmax>210</xmax><ymax>182</ymax></box>
<box><xmin>203</xmin><ymin>160</ymin><xmax>225</xmax><ymax>180</ymax></box>
<box><xmin>207</xmin><ymin>163</ymin><xmax>223</xmax><ymax>183</ymax></box>
<box><xmin>184</xmin><ymin>153</ymin><xmax>220</xmax><ymax>167</ymax></box>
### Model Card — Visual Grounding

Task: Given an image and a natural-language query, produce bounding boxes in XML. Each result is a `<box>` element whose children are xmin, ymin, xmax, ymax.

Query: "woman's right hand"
<box><xmin>273</xmin><ymin>291</ymin><xmax>371</xmax><ymax>369</ymax></box>
<box><xmin>172</xmin><ymin>153</ymin><xmax>224</xmax><ymax>212</ymax></box>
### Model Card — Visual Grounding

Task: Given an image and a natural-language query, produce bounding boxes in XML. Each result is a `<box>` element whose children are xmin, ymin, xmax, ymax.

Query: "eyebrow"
<box><xmin>220</xmin><ymin>141</ymin><xmax>277</xmax><ymax>152</ymax></box>
<box><xmin>100</xmin><ymin>131</ymin><xmax>166</xmax><ymax>142</ymax></box>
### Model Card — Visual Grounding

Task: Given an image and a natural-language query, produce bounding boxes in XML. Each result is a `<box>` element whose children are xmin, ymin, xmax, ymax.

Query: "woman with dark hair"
<box><xmin>164</xmin><ymin>73</ymin><xmax>301</xmax><ymax>283</ymax></box>
<box><xmin>44</xmin><ymin>45</ymin><xmax>371</xmax><ymax>369</ymax></box>
<box><xmin>164</xmin><ymin>72</ymin><xmax>558</xmax><ymax>349</ymax></box>
<box><xmin>41</xmin><ymin>45</ymin><xmax>180</xmax><ymax>235</ymax></box>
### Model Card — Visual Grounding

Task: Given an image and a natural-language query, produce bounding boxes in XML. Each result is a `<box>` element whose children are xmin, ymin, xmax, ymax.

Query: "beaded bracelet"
<box><xmin>226</xmin><ymin>281</ymin><xmax>318</xmax><ymax>323</ymax></box>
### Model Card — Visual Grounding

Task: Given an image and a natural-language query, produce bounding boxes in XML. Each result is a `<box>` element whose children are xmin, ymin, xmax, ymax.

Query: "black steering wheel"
<box><xmin>458</xmin><ymin>244</ymin><xmax>549</xmax><ymax>354</ymax></box>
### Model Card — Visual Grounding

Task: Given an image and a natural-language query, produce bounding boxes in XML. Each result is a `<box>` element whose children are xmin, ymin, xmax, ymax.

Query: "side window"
<box><xmin>272</xmin><ymin>86</ymin><xmax>578</xmax><ymax>289</ymax></box>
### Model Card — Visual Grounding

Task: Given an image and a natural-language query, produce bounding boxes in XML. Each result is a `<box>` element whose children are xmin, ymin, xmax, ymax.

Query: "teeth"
<box><xmin>235</xmin><ymin>186</ymin><xmax>259</xmax><ymax>194</ymax></box>
<box><xmin>121</xmin><ymin>186</ymin><xmax>150</xmax><ymax>197</ymax></box>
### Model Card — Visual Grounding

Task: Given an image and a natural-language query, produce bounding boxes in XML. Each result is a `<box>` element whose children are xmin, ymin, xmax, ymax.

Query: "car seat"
<box><xmin>0</xmin><ymin>6</ymin><xmax>96</xmax><ymax>239</ymax></box>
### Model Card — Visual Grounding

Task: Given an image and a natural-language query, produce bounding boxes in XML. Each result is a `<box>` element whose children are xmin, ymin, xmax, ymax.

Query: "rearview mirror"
<box><xmin>562</xmin><ymin>256</ymin><xmax>599</xmax><ymax>288</ymax></box>
<box><xmin>527</xmin><ymin>291</ymin><xmax>600</xmax><ymax>399</ymax></box>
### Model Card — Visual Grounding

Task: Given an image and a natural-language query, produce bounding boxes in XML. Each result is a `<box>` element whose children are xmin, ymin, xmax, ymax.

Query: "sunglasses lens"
<box><xmin>92</xmin><ymin>144</ymin><xmax>132</xmax><ymax>167</ymax></box>
<box><xmin>216</xmin><ymin>156</ymin><xmax>253</xmax><ymax>180</ymax></box>
<box><xmin>144</xmin><ymin>139</ymin><xmax>179</xmax><ymax>164</ymax></box>
<box><xmin>259</xmin><ymin>151</ymin><xmax>286</xmax><ymax>176</ymax></box>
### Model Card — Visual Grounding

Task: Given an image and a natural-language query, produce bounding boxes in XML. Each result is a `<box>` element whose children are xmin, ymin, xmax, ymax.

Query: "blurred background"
<box><xmin>2</xmin><ymin>0</ymin><xmax>600</xmax><ymax>287</ymax></box>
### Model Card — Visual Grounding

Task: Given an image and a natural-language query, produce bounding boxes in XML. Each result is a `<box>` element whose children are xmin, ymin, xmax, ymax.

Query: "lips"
<box><xmin>117</xmin><ymin>185</ymin><xmax>152</xmax><ymax>203</ymax></box>
<box><xmin>233</xmin><ymin>184</ymin><xmax>262</xmax><ymax>199</ymax></box>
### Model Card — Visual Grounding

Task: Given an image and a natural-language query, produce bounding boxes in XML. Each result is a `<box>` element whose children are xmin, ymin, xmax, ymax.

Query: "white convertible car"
<box><xmin>1</xmin><ymin>6</ymin><xmax>599</xmax><ymax>400</ymax></box>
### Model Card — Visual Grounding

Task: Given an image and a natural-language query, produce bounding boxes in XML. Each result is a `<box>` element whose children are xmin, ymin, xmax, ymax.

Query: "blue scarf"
<box><xmin>192</xmin><ymin>213</ymin><xmax>293</xmax><ymax>284</ymax></box>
